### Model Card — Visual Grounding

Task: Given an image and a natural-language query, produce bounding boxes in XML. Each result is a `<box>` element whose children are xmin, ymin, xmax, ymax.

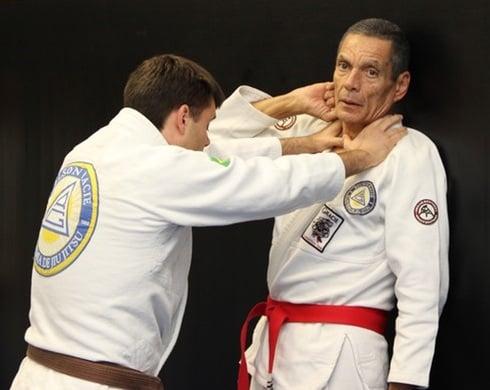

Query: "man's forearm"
<box><xmin>251</xmin><ymin>82</ymin><xmax>335</xmax><ymax>121</ymax></box>
<box><xmin>252</xmin><ymin>93</ymin><xmax>299</xmax><ymax>119</ymax></box>
<box><xmin>280</xmin><ymin>136</ymin><xmax>321</xmax><ymax>155</ymax></box>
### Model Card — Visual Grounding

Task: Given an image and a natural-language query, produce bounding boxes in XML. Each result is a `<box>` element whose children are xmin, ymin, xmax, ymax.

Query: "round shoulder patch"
<box><xmin>274</xmin><ymin>116</ymin><xmax>297</xmax><ymax>130</ymax></box>
<box><xmin>343</xmin><ymin>180</ymin><xmax>377</xmax><ymax>215</ymax></box>
<box><xmin>414</xmin><ymin>199</ymin><xmax>438</xmax><ymax>225</ymax></box>
<box><xmin>34</xmin><ymin>162</ymin><xmax>99</xmax><ymax>276</ymax></box>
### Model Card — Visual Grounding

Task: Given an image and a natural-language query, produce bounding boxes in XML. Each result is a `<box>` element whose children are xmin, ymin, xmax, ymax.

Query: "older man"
<box><xmin>211</xmin><ymin>18</ymin><xmax>448</xmax><ymax>390</ymax></box>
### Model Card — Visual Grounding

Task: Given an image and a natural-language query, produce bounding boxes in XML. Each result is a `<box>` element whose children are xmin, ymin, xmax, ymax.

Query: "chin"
<box><xmin>337</xmin><ymin>110</ymin><xmax>363</xmax><ymax>124</ymax></box>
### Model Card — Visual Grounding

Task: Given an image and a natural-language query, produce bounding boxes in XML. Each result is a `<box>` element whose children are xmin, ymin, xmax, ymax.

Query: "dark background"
<box><xmin>1</xmin><ymin>0</ymin><xmax>489</xmax><ymax>389</ymax></box>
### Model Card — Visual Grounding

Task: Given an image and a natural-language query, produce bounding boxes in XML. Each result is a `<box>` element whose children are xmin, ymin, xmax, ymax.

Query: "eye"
<box><xmin>337</xmin><ymin>61</ymin><xmax>349</xmax><ymax>71</ymax></box>
<box><xmin>367</xmin><ymin>67</ymin><xmax>379</xmax><ymax>77</ymax></box>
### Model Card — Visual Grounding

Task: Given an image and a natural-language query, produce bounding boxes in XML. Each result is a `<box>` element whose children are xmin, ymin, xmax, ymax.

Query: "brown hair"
<box><xmin>123</xmin><ymin>54</ymin><xmax>225</xmax><ymax>129</ymax></box>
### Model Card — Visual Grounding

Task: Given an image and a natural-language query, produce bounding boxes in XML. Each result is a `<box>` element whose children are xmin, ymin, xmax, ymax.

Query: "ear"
<box><xmin>175</xmin><ymin>104</ymin><xmax>191</xmax><ymax>135</ymax></box>
<box><xmin>393</xmin><ymin>71</ymin><xmax>411</xmax><ymax>103</ymax></box>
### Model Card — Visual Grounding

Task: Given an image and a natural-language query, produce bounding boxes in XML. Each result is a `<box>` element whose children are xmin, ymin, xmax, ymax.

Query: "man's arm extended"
<box><xmin>210</xmin><ymin>83</ymin><xmax>406</xmax><ymax>175</ymax></box>
<box><xmin>252</xmin><ymin>82</ymin><xmax>336</xmax><ymax>121</ymax></box>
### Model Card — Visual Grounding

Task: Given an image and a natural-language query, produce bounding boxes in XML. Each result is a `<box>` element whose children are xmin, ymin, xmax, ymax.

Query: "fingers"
<box><xmin>325</xmin><ymin>96</ymin><xmax>335</xmax><ymax>108</ymax></box>
<box><xmin>323</xmin><ymin>120</ymin><xmax>342</xmax><ymax>137</ymax></box>
<box><xmin>343</xmin><ymin>133</ymin><xmax>354</xmax><ymax>149</ymax></box>
<box><xmin>365</xmin><ymin>114</ymin><xmax>402</xmax><ymax>132</ymax></box>
<box><xmin>388</xmin><ymin>127</ymin><xmax>408</xmax><ymax>143</ymax></box>
<box><xmin>323</xmin><ymin>84</ymin><xmax>335</xmax><ymax>101</ymax></box>
<box><xmin>324</xmin><ymin>82</ymin><xmax>334</xmax><ymax>93</ymax></box>
<box><xmin>321</xmin><ymin>109</ymin><xmax>338</xmax><ymax>123</ymax></box>
<box><xmin>377</xmin><ymin>114</ymin><xmax>403</xmax><ymax>131</ymax></box>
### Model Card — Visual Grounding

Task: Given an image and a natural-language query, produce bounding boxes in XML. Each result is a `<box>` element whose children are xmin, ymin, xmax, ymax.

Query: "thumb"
<box><xmin>343</xmin><ymin>133</ymin><xmax>354</xmax><ymax>149</ymax></box>
<box><xmin>329</xmin><ymin>136</ymin><xmax>344</xmax><ymax>148</ymax></box>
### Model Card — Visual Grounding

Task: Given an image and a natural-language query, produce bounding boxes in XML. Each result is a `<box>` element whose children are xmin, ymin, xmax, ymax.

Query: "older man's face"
<box><xmin>334</xmin><ymin>33</ymin><xmax>400</xmax><ymax>128</ymax></box>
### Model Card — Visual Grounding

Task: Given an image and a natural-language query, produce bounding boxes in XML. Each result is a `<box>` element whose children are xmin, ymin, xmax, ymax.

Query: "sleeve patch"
<box><xmin>274</xmin><ymin>116</ymin><xmax>297</xmax><ymax>130</ymax></box>
<box><xmin>414</xmin><ymin>199</ymin><xmax>439</xmax><ymax>225</ymax></box>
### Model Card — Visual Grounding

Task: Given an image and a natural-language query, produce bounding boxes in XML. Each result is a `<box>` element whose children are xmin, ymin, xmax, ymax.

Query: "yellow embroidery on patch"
<box><xmin>34</xmin><ymin>162</ymin><xmax>99</xmax><ymax>276</ymax></box>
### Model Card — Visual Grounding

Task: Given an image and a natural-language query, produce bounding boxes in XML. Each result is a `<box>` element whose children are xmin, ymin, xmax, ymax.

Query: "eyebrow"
<box><xmin>362</xmin><ymin>60</ymin><xmax>383</xmax><ymax>68</ymax></box>
<box><xmin>336</xmin><ymin>54</ymin><xmax>349</xmax><ymax>62</ymax></box>
<box><xmin>337</xmin><ymin>54</ymin><xmax>383</xmax><ymax>69</ymax></box>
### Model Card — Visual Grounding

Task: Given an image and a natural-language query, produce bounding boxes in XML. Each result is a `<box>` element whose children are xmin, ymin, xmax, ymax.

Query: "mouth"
<box><xmin>339</xmin><ymin>98</ymin><xmax>362</xmax><ymax>107</ymax></box>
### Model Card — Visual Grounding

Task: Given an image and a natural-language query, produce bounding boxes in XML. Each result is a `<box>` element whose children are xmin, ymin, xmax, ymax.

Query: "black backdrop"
<box><xmin>1</xmin><ymin>1</ymin><xmax>489</xmax><ymax>389</ymax></box>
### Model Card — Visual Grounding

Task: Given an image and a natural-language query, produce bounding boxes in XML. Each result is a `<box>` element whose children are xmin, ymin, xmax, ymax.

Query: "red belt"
<box><xmin>238</xmin><ymin>297</ymin><xmax>388</xmax><ymax>390</ymax></box>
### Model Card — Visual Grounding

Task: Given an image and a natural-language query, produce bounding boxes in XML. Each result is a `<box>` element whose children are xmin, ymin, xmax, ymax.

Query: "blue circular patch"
<box><xmin>34</xmin><ymin>162</ymin><xmax>99</xmax><ymax>276</ymax></box>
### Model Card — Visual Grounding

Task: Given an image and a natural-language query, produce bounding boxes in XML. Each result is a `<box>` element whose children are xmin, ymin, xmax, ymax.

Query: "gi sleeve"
<box><xmin>141</xmin><ymin>145</ymin><xmax>345</xmax><ymax>227</ymax></box>
<box><xmin>206</xmin><ymin>85</ymin><xmax>326</xmax><ymax>159</ymax></box>
<box><xmin>385</xmin><ymin>131</ymin><xmax>449</xmax><ymax>388</ymax></box>
<box><xmin>209</xmin><ymin>85</ymin><xmax>277</xmax><ymax>139</ymax></box>
<box><xmin>205</xmin><ymin>136</ymin><xmax>282</xmax><ymax>160</ymax></box>
<box><xmin>204</xmin><ymin>85</ymin><xmax>284</xmax><ymax>159</ymax></box>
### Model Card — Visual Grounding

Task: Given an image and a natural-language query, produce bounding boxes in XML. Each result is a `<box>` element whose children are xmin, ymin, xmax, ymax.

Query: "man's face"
<box><xmin>185</xmin><ymin>101</ymin><xmax>216</xmax><ymax>151</ymax></box>
<box><xmin>334</xmin><ymin>33</ymin><xmax>401</xmax><ymax>128</ymax></box>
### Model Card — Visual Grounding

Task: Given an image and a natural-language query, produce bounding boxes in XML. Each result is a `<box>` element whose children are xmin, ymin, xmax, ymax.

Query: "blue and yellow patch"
<box><xmin>343</xmin><ymin>180</ymin><xmax>377</xmax><ymax>215</ymax></box>
<box><xmin>34</xmin><ymin>162</ymin><xmax>99</xmax><ymax>276</ymax></box>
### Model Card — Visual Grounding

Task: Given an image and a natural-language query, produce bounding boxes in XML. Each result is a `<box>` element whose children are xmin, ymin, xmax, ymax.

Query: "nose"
<box><xmin>343</xmin><ymin>69</ymin><xmax>361</xmax><ymax>92</ymax></box>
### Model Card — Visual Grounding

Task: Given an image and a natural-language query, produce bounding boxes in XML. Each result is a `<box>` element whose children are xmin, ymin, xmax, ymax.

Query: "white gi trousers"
<box><xmin>250</xmin><ymin>338</ymin><xmax>371</xmax><ymax>390</ymax></box>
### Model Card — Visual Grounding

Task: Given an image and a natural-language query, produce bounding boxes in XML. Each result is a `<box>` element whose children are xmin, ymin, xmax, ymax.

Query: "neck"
<box><xmin>342</xmin><ymin>121</ymin><xmax>364</xmax><ymax>139</ymax></box>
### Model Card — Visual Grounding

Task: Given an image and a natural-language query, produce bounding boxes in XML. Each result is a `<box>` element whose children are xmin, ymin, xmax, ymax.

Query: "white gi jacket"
<box><xmin>24</xmin><ymin>107</ymin><xmax>347</xmax><ymax>377</ymax></box>
<box><xmin>210</xmin><ymin>86</ymin><xmax>449</xmax><ymax>389</ymax></box>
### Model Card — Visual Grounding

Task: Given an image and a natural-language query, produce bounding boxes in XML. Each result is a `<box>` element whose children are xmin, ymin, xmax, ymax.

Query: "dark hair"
<box><xmin>123</xmin><ymin>54</ymin><xmax>225</xmax><ymax>129</ymax></box>
<box><xmin>339</xmin><ymin>18</ymin><xmax>410</xmax><ymax>80</ymax></box>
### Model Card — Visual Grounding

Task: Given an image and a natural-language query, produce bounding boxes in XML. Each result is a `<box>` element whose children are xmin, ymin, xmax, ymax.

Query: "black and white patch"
<box><xmin>414</xmin><ymin>199</ymin><xmax>438</xmax><ymax>225</ymax></box>
<box><xmin>302</xmin><ymin>205</ymin><xmax>344</xmax><ymax>252</ymax></box>
<box><xmin>343</xmin><ymin>180</ymin><xmax>377</xmax><ymax>215</ymax></box>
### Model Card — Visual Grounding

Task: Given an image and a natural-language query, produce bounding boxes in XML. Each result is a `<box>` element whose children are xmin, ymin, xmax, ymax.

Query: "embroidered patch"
<box><xmin>302</xmin><ymin>205</ymin><xmax>344</xmax><ymax>252</ymax></box>
<box><xmin>34</xmin><ymin>162</ymin><xmax>99</xmax><ymax>276</ymax></box>
<box><xmin>274</xmin><ymin>116</ymin><xmax>297</xmax><ymax>130</ymax></box>
<box><xmin>209</xmin><ymin>156</ymin><xmax>230</xmax><ymax>167</ymax></box>
<box><xmin>414</xmin><ymin>199</ymin><xmax>438</xmax><ymax>225</ymax></box>
<box><xmin>343</xmin><ymin>181</ymin><xmax>377</xmax><ymax>215</ymax></box>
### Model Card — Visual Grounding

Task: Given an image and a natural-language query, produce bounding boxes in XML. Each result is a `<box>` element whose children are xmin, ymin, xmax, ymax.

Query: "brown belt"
<box><xmin>27</xmin><ymin>344</ymin><xmax>163</xmax><ymax>390</ymax></box>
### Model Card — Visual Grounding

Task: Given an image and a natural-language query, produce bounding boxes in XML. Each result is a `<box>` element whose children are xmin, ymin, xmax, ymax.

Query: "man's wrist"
<box><xmin>337</xmin><ymin>149</ymin><xmax>374</xmax><ymax>176</ymax></box>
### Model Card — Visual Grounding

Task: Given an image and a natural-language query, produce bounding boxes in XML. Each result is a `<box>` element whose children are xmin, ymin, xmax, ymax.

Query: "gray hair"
<box><xmin>339</xmin><ymin>18</ymin><xmax>410</xmax><ymax>80</ymax></box>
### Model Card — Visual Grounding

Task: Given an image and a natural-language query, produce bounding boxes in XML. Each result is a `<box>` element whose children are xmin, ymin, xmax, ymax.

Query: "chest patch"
<box><xmin>414</xmin><ymin>199</ymin><xmax>438</xmax><ymax>225</ymax></box>
<box><xmin>34</xmin><ymin>162</ymin><xmax>99</xmax><ymax>276</ymax></box>
<box><xmin>343</xmin><ymin>180</ymin><xmax>377</xmax><ymax>215</ymax></box>
<box><xmin>274</xmin><ymin>116</ymin><xmax>297</xmax><ymax>130</ymax></box>
<box><xmin>302</xmin><ymin>205</ymin><xmax>344</xmax><ymax>252</ymax></box>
